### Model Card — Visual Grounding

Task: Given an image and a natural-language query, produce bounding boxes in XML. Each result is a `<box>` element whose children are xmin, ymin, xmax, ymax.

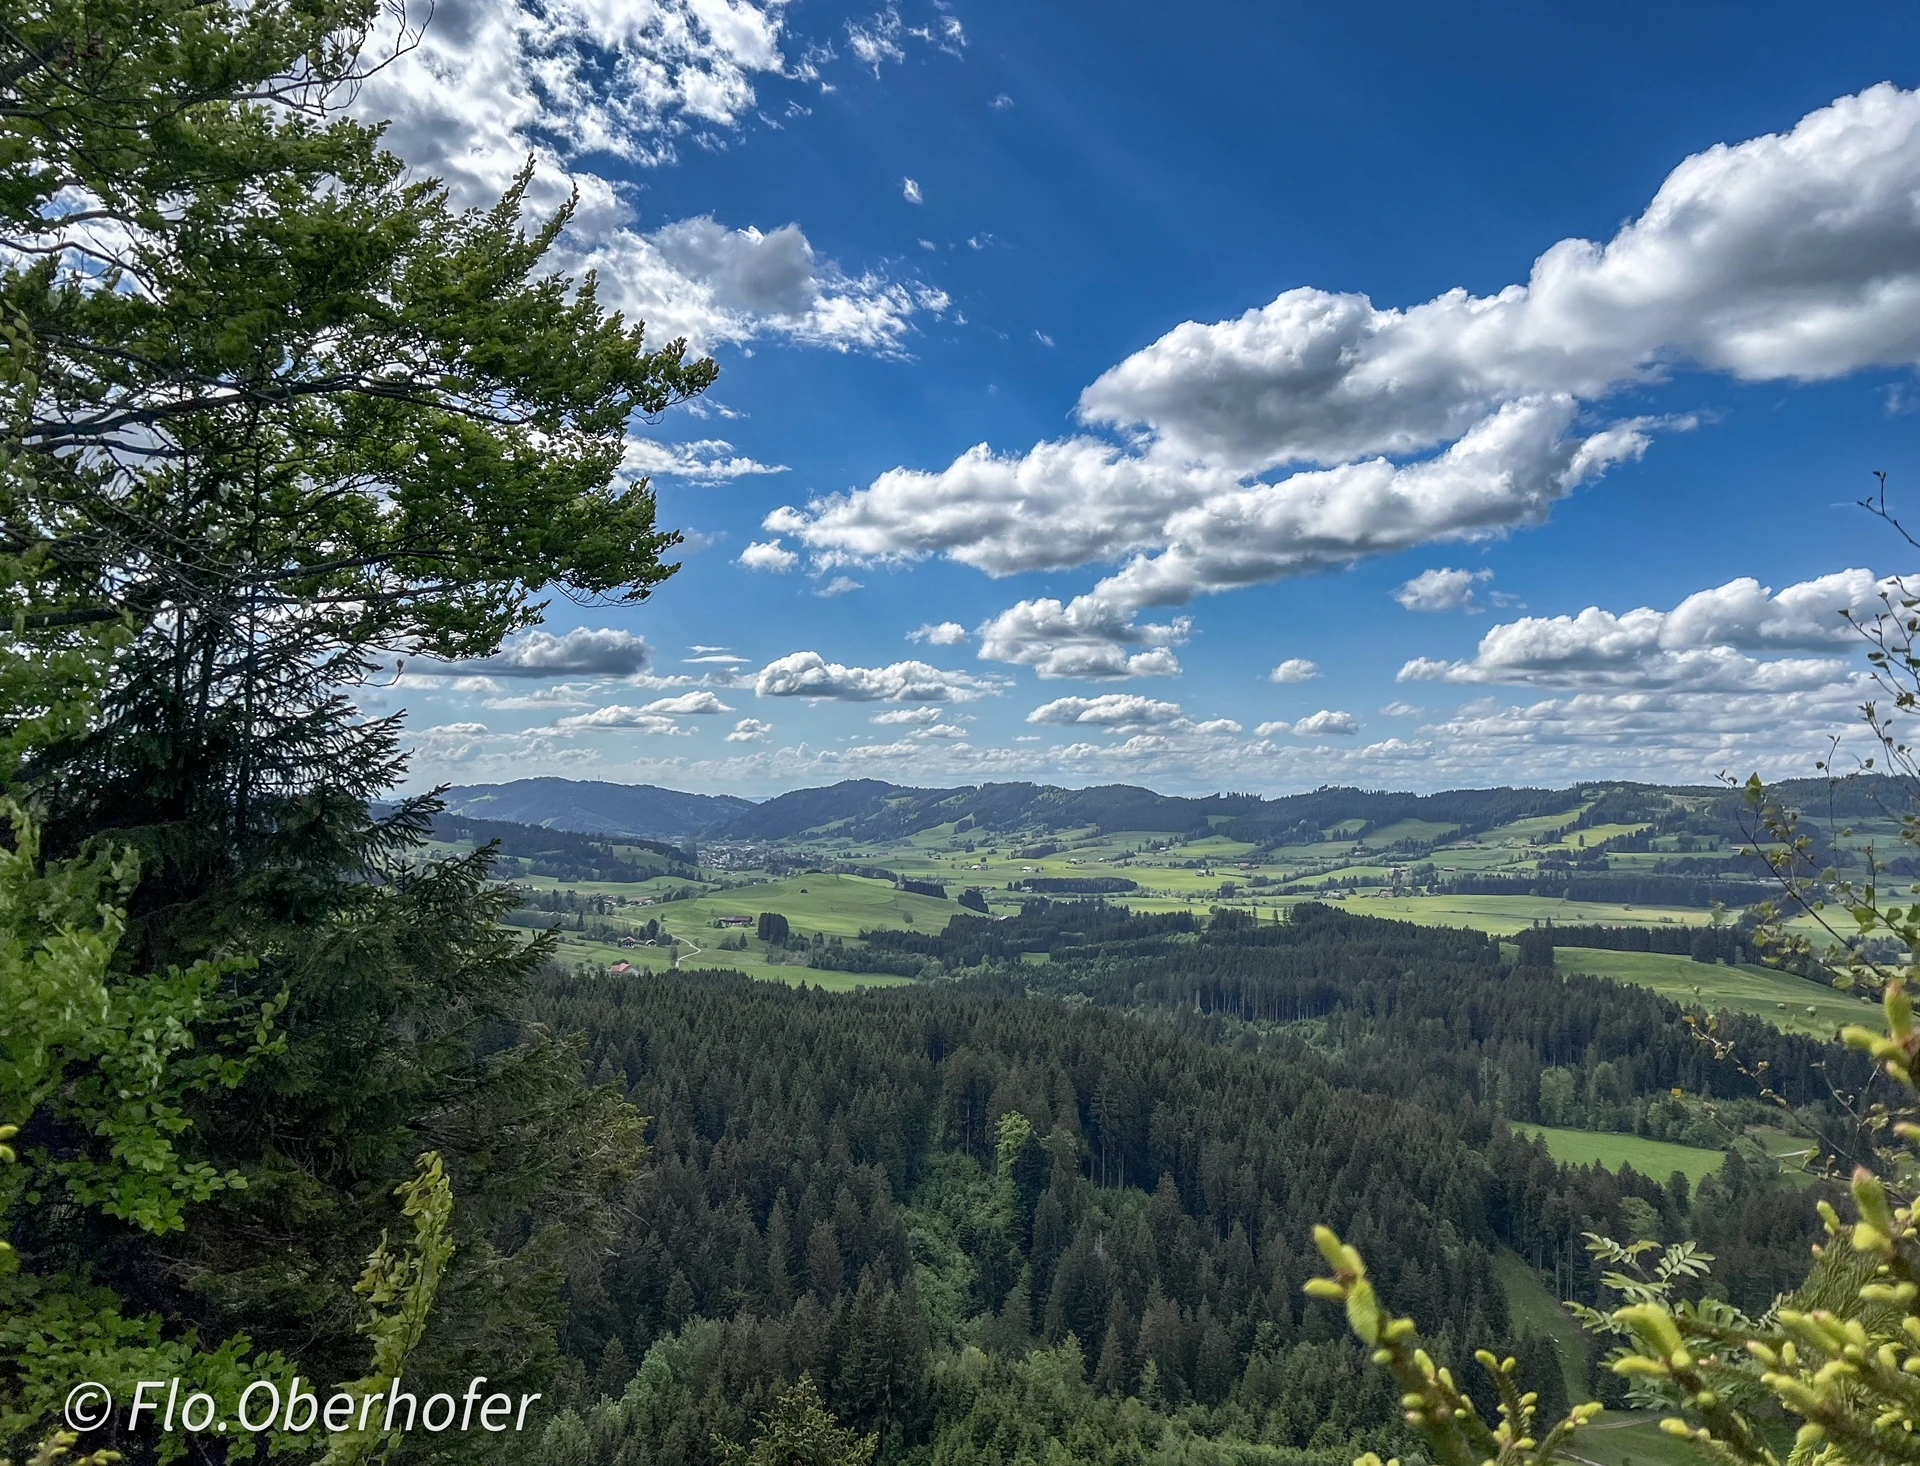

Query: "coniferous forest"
<box><xmin>518</xmin><ymin>906</ymin><xmax>1847</xmax><ymax>1464</ymax></box>
<box><xmin>2</xmin><ymin>4</ymin><xmax>1914</xmax><ymax>1466</ymax></box>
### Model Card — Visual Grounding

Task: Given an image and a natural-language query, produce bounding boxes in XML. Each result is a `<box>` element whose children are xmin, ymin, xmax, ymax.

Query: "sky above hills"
<box><xmin>365</xmin><ymin>0</ymin><xmax>1920</xmax><ymax>797</ymax></box>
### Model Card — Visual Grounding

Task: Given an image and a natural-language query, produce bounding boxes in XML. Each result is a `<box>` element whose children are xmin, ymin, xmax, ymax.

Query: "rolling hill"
<box><xmin>431</xmin><ymin>772</ymin><xmax>1920</xmax><ymax>853</ymax></box>
<box><xmin>435</xmin><ymin>778</ymin><xmax>751</xmax><ymax>840</ymax></box>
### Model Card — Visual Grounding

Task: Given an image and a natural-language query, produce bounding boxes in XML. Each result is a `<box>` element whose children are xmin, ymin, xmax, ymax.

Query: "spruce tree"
<box><xmin>1</xmin><ymin>0</ymin><xmax>708</xmax><ymax>1452</ymax></box>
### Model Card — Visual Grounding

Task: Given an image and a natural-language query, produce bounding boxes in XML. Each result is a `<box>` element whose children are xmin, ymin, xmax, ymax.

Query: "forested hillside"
<box><xmin>448</xmin><ymin>772</ymin><xmax>1920</xmax><ymax>850</ymax></box>
<box><xmin>438</xmin><ymin>780</ymin><xmax>751</xmax><ymax>841</ymax></box>
<box><xmin>516</xmin><ymin>904</ymin><xmax>1849</xmax><ymax>1462</ymax></box>
<box><xmin>441</xmin><ymin>775</ymin><xmax>1608</xmax><ymax>843</ymax></box>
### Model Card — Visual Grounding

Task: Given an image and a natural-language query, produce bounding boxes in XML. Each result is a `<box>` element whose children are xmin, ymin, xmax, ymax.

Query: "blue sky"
<box><xmin>358</xmin><ymin>0</ymin><xmax>1920</xmax><ymax>796</ymax></box>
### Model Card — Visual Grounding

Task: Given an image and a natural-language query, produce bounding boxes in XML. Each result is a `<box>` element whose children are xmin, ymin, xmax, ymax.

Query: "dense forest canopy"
<box><xmin>514</xmin><ymin>903</ymin><xmax>1845</xmax><ymax>1462</ymax></box>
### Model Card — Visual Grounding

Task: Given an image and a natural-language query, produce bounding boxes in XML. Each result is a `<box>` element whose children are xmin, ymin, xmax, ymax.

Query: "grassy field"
<box><xmin>713</xmin><ymin>965</ymin><xmax>913</xmax><ymax>992</ymax></box>
<box><xmin>468</xmin><ymin>795</ymin><xmax>1871</xmax><ymax>1013</ymax></box>
<box><xmin>1317</xmin><ymin>893</ymin><xmax>1714</xmax><ymax>934</ymax></box>
<box><xmin>654</xmin><ymin>872</ymin><xmax>960</xmax><ymax>937</ymax></box>
<box><xmin>1552</xmin><ymin>947</ymin><xmax>1873</xmax><ymax>1037</ymax></box>
<box><xmin>521</xmin><ymin>872</ymin><xmax>952</xmax><ymax>989</ymax></box>
<box><xmin>546</xmin><ymin>930</ymin><xmax>914</xmax><ymax>991</ymax></box>
<box><xmin>523</xmin><ymin>871</ymin><xmax>961</xmax><ymax>937</ymax></box>
<box><xmin>1517</xmin><ymin>1124</ymin><xmax>1727</xmax><ymax>1183</ymax></box>
<box><xmin>1539</xmin><ymin>822</ymin><xmax>1649</xmax><ymax>851</ymax></box>
<box><xmin>1482</xmin><ymin>1253</ymin><xmax>1724</xmax><ymax>1466</ymax></box>
<box><xmin>1358</xmin><ymin>818</ymin><xmax>1460</xmax><ymax>846</ymax></box>
<box><xmin>1481</xmin><ymin>811</ymin><xmax>1585</xmax><ymax>844</ymax></box>
<box><xmin>783</xmin><ymin>796</ymin><xmax>1793</xmax><ymax>943</ymax></box>
<box><xmin>1751</xmin><ymin>1124</ymin><xmax>1821</xmax><ymax>1171</ymax></box>
<box><xmin>1577</xmin><ymin>1412</ymin><xmax>1707</xmax><ymax>1466</ymax></box>
<box><xmin>1494</xmin><ymin>1249</ymin><xmax>1589</xmax><ymax>1404</ymax></box>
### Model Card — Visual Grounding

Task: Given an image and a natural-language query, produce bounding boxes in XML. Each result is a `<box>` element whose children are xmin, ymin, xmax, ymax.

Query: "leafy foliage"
<box><xmin>1305</xmin><ymin>509</ymin><xmax>1920</xmax><ymax>1466</ymax></box>
<box><xmin>0</xmin><ymin>0</ymin><xmax>692</xmax><ymax>1452</ymax></box>
<box><xmin>727</xmin><ymin>1376</ymin><xmax>876</xmax><ymax>1466</ymax></box>
<box><xmin>319</xmin><ymin>1154</ymin><xmax>457</xmax><ymax>1466</ymax></box>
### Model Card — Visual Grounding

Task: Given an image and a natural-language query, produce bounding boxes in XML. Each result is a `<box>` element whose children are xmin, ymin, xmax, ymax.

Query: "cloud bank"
<box><xmin>354</xmin><ymin>0</ymin><xmax>946</xmax><ymax>357</ymax></box>
<box><xmin>761</xmin><ymin>85</ymin><xmax>1920</xmax><ymax>674</ymax></box>
<box><xmin>1401</xmin><ymin>569</ymin><xmax>1900</xmax><ymax>690</ymax></box>
<box><xmin>413</xmin><ymin>628</ymin><xmax>655</xmax><ymax>678</ymax></box>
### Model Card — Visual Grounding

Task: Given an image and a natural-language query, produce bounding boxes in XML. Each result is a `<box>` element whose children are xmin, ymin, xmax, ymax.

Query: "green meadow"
<box><xmin>456</xmin><ymin>799</ymin><xmax>1872</xmax><ymax>1031</ymax></box>
<box><xmin>1492</xmin><ymin>1244</ymin><xmax>1721</xmax><ymax>1466</ymax></box>
<box><xmin>1578</xmin><ymin>1412</ymin><xmax>1711</xmax><ymax>1466</ymax></box>
<box><xmin>1516</xmin><ymin>1124</ymin><xmax>1728</xmax><ymax>1183</ymax></box>
<box><xmin>546</xmin><ymin>929</ymin><xmax>915</xmax><ymax>991</ymax></box>
<box><xmin>1328</xmin><ymin>892</ymin><xmax>1713</xmax><ymax>934</ymax></box>
<box><xmin>1551</xmin><ymin>947</ymin><xmax>1873</xmax><ymax>1037</ymax></box>
<box><xmin>1494</xmin><ymin>1249</ymin><xmax>1590</xmax><ymax>1404</ymax></box>
<box><xmin>519</xmin><ymin>871</ymin><xmax>951</xmax><ymax>990</ymax></box>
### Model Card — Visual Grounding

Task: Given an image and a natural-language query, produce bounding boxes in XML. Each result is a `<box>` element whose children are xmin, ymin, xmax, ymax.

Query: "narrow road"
<box><xmin>675</xmin><ymin>939</ymin><xmax>702</xmax><ymax>970</ymax></box>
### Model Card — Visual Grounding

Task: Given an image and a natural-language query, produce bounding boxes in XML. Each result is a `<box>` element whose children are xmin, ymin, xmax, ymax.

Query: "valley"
<box><xmin>431</xmin><ymin>773</ymin><xmax>1873</xmax><ymax>1038</ymax></box>
<box><xmin>134</xmin><ymin>766</ymin><xmax>1868</xmax><ymax>1461</ymax></box>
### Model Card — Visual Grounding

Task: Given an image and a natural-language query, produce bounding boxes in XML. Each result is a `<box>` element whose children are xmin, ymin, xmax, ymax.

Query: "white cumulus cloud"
<box><xmin>1400</xmin><ymin>568</ymin><xmax>1900</xmax><ymax>691</ymax></box>
<box><xmin>356</xmin><ymin>0</ymin><xmax>787</xmax><ymax>199</ymax></box>
<box><xmin>1269</xmin><ymin>658</ymin><xmax>1320</xmax><ymax>683</ymax></box>
<box><xmin>351</xmin><ymin>3</ymin><xmax>945</xmax><ymax>359</ymax></box>
<box><xmin>1259</xmin><ymin>709</ymin><xmax>1359</xmax><ymax>737</ymax></box>
<box><xmin>909</xmin><ymin>621</ymin><xmax>969</xmax><ymax>645</ymax></box>
<box><xmin>1079</xmin><ymin>84</ymin><xmax>1920</xmax><ymax>471</ymax></box>
<box><xmin>622</xmin><ymin>436</ymin><xmax>786</xmax><ymax>482</ymax></box>
<box><xmin>977</xmin><ymin>595</ymin><xmax>1189</xmax><ymax>680</ymax></box>
<box><xmin>479</xmin><ymin>682</ymin><xmax>601</xmax><ymax>710</ymax></box>
<box><xmin>726</xmin><ymin>717</ymin><xmax>773</xmax><ymax>743</ymax></box>
<box><xmin>772</xmin><ymin>397</ymin><xmax>1652</xmax><ymax>615</ymax></box>
<box><xmin>552</xmin><ymin>705</ymin><xmax>689</xmax><ymax>735</ymax></box>
<box><xmin>575</xmin><ymin>217</ymin><xmax>946</xmax><ymax>355</ymax></box>
<box><xmin>753</xmin><ymin>651</ymin><xmax>1000</xmax><ymax>702</ymax></box>
<box><xmin>1416</xmin><ymin>686</ymin><xmax>1866</xmax><ymax>782</ymax></box>
<box><xmin>765</xmin><ymin>437</ymin><xmax>1236</xmax><ymax>577</ymax></box>
<box><xmin>1027</xmin><ymin>695</ymin><xmax>1189</xmax><ymax>731</ymax></box>
<box><xmin>739</xmin><ymin>540</ymin><xmax>799</xmax><ymax>572</ymax></box>
<box><xmin>1086</xmin><ymin>400</ymin><xmax>1651</xmax><ymax>610</ymax></box>
<box><xmin>640</xmin><ymin>691</ymin><xmax>734</xmax><ymax>715</ymax></box>
<box><xmin>1396</xmin><ymin>567</ymin><xmax>1493</xmax><ymax>612</ymax></box>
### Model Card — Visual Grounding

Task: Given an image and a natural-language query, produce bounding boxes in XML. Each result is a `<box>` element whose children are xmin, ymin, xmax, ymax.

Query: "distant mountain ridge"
<box><xmin>433</xmin><ymin>774</ymin><xmax>1723</xmax><ymax>844</ymax></box>
<box><xmin>710</xmin><ymin>779</ymin><xmax>1265</xmax><ymax>842</ymax></box>
<box><xmin>434</xmin><ymin>778</ymin><xmax>751</xmax><ymax>841</ymax></box>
